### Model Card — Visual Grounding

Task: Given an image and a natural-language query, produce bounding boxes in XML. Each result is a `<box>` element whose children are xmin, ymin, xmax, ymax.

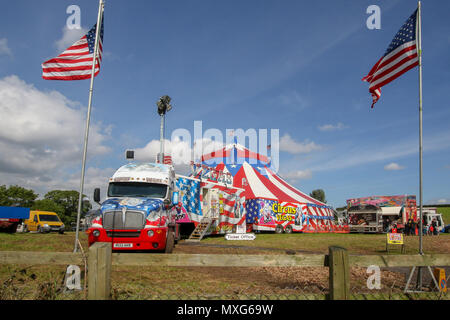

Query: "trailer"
<box><xmin>175</xmin><ymin>172</ymin><xmax>246</xmax><ymax>241</ymax></box>
<box><xmin>0</xmin><ymin>206</ymin><xmax>30</xmax><ymax>233</ymax></box>
<box><xmin>346</xmin><ymin>195</ymin><xmax>417</xmax><ymax>233</ymax></box>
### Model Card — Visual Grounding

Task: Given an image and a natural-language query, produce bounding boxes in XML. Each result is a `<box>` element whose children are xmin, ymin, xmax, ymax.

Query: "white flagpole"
<box><xmin>417</xmin><ymin>1</ymin><xmax>423</xmax><ymax>256</ymax></box>
<box><xmin>73</xmin><ymin>0</ymin><xmax>105</xmax><ymax>253</ymax></box>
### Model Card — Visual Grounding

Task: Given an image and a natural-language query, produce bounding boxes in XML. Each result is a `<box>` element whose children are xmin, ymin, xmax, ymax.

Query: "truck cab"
<box><xmin>87</xmin><ymin>162</ymin><xmax>179</xmax><ymax>252</ymax></box>
<box><xmin>422</xmin><ymin>208</ymin><xmax>445</xmax><ymax>233</ymax></box>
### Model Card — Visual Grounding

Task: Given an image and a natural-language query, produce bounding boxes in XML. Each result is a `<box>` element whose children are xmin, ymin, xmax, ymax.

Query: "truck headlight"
<box><xmin>92</xmin><ymin>230</ymin><xmax>100</xmax><ymax>237</ymax></box>
<box><xmin>43</xmin><ymin>224</ymin><xmax>49</xmax><ymax>228</ymax></box>
<box><xmin>147</xmin><ymin>230</ymin><xmax>154</xmax><ymax>237</ymax></box>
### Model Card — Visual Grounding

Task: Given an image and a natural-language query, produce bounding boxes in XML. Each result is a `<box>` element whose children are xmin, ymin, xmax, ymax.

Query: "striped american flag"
<box><xmin>42</xmin><ymin>19</ymin><xmax>104</xmax><ymax>80</ymax></box>
<box><xmin>362</xmin><ymin>9</ymin><xmax>418</xmax><ymax>108</ymax></box>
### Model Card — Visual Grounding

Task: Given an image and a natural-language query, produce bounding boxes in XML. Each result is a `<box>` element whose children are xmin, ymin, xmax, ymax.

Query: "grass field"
<box><xmin>437</xmin><ymin>206</ymin><xmax>450</xmax><ymax>224</ymax></box>
<box><xmin>0</xmin><ymin>230</ymin><xmax>449</xmax><ymax>255</ymax></box>
<box><xmin>0</xmin><ymin>231</ymin><xmax>448</xmax><ymax>300</ymax></box>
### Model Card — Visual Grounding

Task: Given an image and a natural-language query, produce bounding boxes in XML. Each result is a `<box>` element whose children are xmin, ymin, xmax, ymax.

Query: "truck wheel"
<box><xmin>275</xmin><ymin>225</ymin><xmax>284</xmax><ymax>234</ymax></box>
<box><xmin>37</xmin><ymin>226</ymin><xmax>43</xmax><ymax>233</ymax></box>
<box><xmin>164</xmin><ymin>231</ymin><xmax>175</xmax><ymax>254</ymax></box>
<box><xmin>284</xmin><ymin>225</ymin><xmax>293</xmax><ymax>234</ymax></box>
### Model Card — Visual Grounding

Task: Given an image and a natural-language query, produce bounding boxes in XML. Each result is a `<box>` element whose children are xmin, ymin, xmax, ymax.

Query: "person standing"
<box><xmin>410</xmin><ymin>219</ymin><xmax>416</xmax><ymax>236</ymax></box>
<box><xmin>431</xmin><ymin>218</ymin><xmax>438</xmax><ymax>236</ymax></box>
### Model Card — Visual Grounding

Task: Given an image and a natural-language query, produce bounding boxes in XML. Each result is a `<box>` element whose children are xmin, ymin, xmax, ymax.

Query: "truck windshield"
<box><xmin>108</xmin><ymin>182</ymin><xmax>168</xmax><ymax>198</ymax></box>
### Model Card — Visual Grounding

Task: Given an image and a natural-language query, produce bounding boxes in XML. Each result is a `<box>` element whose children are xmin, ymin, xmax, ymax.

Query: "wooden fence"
<box><xmin>1</xmin><ymin>243</ymin><xmax>449</xmax><ymax>300</ymax></box>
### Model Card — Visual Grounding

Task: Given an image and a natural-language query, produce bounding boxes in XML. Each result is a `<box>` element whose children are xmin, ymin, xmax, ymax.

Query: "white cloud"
<box><xmin>437</xmin><ymin>199</ymin><xmax>449</xmax><ymax>204</ymax></box>
<box><xmin>279</xmin><ymin>134</ymin><xmax>322</xmax><ymax>154</ymax></box>
<box><xmin>384</xmin><ymin>162</ymin><xmax>405</xmax><ymax>171</ymax></box>
<box><xmin>0</xmin><ymin>38</ymin><xmax>12</xmax><ymax>57</ymax></box>
<box><xmin>0</xmin><ymin>75</ymin><xmax>112</xmax><ymax>192</ymax></box>
<box><xmin>318</xmin><ymin>122</ymin><xmax>348</xmax><ymax>132</ymax></box>
<box><xmin>54</xmin><ymin>26</ymin><xmax>88</xmax><ymax>52</ymax></box>
<box><xmin>280</xmin><ymin>169</ymin><xmax>312</xmax><ymax>182</ymax></box>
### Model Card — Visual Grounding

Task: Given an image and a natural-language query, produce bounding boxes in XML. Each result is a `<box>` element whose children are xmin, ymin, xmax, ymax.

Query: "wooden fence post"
<box><xmin>328</xmin><ymin>246</ymin><xmax>350</xmax><ymax>300</ymax></box>
<box><xmin>88</xmin><ymin>242</ymin><xmax>112</xmax><ymax>300</ymax></box>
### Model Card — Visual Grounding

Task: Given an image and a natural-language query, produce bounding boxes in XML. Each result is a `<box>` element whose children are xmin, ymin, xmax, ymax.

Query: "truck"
<box><xmin>421</xmin><ymin>207</ymin><xmax>446</xmax><ymax>233</ymax></box>
<box><xmin>346</xmin><ymin>195</ymin><xmax>417</xmax><ymax>233</ymax></box>
<box><xmin>88</xmin><ymin>162</ymin><xmax>180</xmax><ymax>252</ymax></box>
<box><xmin>0</xmin><ymin>206</ymin><xmax>30</xmax><ymax>233</ymax></box>
<box><xmin>87</xmin><ymin>159</ymin><xmax>246</xmax><ymax>251</ymax></box>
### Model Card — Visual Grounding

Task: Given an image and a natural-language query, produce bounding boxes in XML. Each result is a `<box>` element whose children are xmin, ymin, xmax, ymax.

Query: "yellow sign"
<box><xmin>434</xmin><ymin>268</ymin><xmax>447</xmax><ymax>293</ymax></box>
<box><xmin>387</xmin><ymin>233</ymin><xmax>404</xmax><ymax>245</ymax></box>
<box><xmin>272</xmin><ymin>203</ymin><xmax>297</xmax><ymax>214</ymax></box>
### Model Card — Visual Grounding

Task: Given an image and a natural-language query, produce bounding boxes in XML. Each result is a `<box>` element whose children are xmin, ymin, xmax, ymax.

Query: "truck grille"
<box><xmin>106</xmin><ymin>231</ymin><xmax>141</xmax><ymax>238</ymax></box>
<box><xmin>103</xmin><ymin>210</ymin><xmax>145</xmax><ymax>230</ymax></box>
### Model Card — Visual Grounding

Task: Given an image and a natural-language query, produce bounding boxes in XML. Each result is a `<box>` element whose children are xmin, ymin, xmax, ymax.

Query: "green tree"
<box><xmin>0</xmin><ymin>185</ymin><xmax>38</xmax><ymax>207</ymax></box>
<box><xmin>31</xmin><ymin>199</ymin><xmax>65</xmax><ymax>217</ymax></box>
<box><xmin>309</xmin><ymin>189</ymin><xmax>326</xmax><ymax>203</ymax></box>
<box><xmin>44</xmin><ymin>190</ymin><xmax>91</xmax><ymax>226</ymax></box>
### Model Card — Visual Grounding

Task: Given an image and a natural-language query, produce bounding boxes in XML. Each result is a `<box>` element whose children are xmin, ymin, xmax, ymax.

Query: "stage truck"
<box><xmin>346</xmin><ymin>195</ymin><xmax>417</xmax><ymax>233</ymax></box>
<box><xmin>87</xmin><ymin>157</ymin><xmax>246</xmax><ymax>251</ymax></box>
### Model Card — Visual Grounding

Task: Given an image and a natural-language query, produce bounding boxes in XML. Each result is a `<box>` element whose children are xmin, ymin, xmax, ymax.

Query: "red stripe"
<box><xmin>43</xmin><ymin>57</ymin><xmax>95</xmax><ymax>64</ymax></box>
<box><xmin>42</xmin><ymin>70</ymin><xmax>100</xmax><ymax>80</ymax></box>
<box><xmin>42</xmin><ymin>64</ymin><xmax>99</xmax><ymax>73</ymax></box>
<box><xmin>58</xmin><ymin>51</ymin><xmax>90</xmax><ymax>57</ymax></box>
<box><xmin>65</xmin><ymin>43</ymin><xmax>89</xmax><ymax>51</ymax></box>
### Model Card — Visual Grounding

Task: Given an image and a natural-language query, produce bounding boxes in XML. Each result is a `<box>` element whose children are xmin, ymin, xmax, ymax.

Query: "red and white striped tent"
<box><xmin>197</xmin><ymin>143</ymin><xmax>344</xmax><ymax>233</ymax></box>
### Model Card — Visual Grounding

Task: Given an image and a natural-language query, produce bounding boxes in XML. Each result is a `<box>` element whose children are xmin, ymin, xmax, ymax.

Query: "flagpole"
<box><xmin>73</xmin><ymin>0</ymin><xmax>105</xmax><ymax>253</ymax></box>
<box><xmin>417</xmin><ymin>1</ymin><xmax>423</xmax><ymax>256</ymax></box>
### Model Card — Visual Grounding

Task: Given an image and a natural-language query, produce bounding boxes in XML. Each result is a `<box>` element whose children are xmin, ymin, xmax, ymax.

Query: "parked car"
<box><xmin>443</xmin><ymin>224</ymin><xmax>450</xmax><ymax>234</ymax></box>
<box><xmin>24</xmin><ymin>211</ymin><xmax>65</xmax><ymax>234</ymax></box>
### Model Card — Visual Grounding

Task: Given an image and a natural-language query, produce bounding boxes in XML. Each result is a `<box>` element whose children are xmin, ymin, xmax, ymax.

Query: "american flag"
<box><xmin>362</xmin><ymin>9</ymin><xmax>418</xmax><ymax>108</ymax></box>
<box><xmin>42</xmin><ymin>19</ymin><xmax>104</xmax><ymax>80</ymax></box>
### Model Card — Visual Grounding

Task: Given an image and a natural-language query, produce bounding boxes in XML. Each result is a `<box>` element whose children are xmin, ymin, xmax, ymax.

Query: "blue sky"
<box><xmin>1</xmin><ymin>0</ymin><xmax>450</xmax><ymax>208</ymax></box>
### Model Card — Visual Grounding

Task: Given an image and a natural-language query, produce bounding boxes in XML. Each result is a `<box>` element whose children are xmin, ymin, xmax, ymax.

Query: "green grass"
<box><xmin>437</xmin><ymin>206</ymin><xmax>450</xmax><ymax>224</ymax></box>
<box><xmin>201</xmin><ymin>232</ymin><xmax>450</xmax><ymax>255</ymax></box>
<box><xmin>0</xmin><ymin>231</ymin><xmax>88</xmax><ymax>252</ymax></box>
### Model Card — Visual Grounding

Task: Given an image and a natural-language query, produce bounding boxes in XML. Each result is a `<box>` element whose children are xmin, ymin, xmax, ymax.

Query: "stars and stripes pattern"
<box><xmin>246</xmin><ymin>199</ymin><xmax>333</xmax><ymax>231</ymax></box>
<box><xmin>362</xmin><ymin>9</ymin><xmax>418</xmax><ymax>108</ymax></box>
<box><xmin>42</xmin><ymin>19</ymin><xmax>104</xmax><ymax>80</ymax></box>
<box><xmin>176</xmin><ymin>178</ymin><xmax>201</xmax><ymax>216</ymax></box>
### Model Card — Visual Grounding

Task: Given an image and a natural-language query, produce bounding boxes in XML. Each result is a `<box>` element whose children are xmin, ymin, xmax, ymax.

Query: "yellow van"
<box><xmin>25</xmin><ymin>211</ymin><xmax>65</xmax><ymax>234</ymax></box>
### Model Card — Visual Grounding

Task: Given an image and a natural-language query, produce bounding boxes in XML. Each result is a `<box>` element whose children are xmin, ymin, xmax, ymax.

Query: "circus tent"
<box><xmin>195</xmin><ymin>142</ymin><xmax>340</xmax><ymax>233</ymax></box>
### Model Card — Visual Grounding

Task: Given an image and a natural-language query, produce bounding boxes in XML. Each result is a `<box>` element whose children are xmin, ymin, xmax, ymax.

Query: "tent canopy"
<box><xmin>199</xmin><ymin>142</ymin><xmax>329</xmax><ymax>208</ymax></box>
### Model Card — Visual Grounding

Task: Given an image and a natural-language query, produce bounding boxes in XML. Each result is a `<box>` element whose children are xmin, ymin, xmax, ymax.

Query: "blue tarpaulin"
<box><xmin>0</xmin><ymin>206</ymin><xmax>30</xmax><ymax>219</ymax></box>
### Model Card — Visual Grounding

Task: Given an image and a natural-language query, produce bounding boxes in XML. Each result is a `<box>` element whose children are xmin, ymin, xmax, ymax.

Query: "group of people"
<box><xmin>404</xmin><ymin>219</ymin><xmax>418</xmax><ymax>235</ymax></box>
<box><xmin>388</xmin><ymin>218</ymin><xmax>439</xmax><ymax>236</ymax></box>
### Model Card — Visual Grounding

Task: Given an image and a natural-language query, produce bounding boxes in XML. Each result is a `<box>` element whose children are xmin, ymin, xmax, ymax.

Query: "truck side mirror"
<box><xmin>163</xmin><ymin>198</ymin><xmax>171</xmax><ymax>208</ymax></box>
<box><xmin>93</xmin><ymin>188</ymin><xmax>101</xmax><ymax>204</ymax></box>
<box><xmin>172</xmin><ymin>192</ymin><xmax>179</xmax><ymax>206</ymax></box>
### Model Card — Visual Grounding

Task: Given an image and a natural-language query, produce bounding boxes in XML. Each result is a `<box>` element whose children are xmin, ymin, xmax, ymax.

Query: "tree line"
<box><xmin>0</xmin><ymin>185</ymin><xmax>92</xmax><ymax>226</ymax></box>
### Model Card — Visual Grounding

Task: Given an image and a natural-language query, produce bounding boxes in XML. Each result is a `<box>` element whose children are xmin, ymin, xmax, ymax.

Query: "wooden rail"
<box><xmin>1</xmin><ymin>245</ymin><xmax>449</xmax><ymax>300</ymax></box>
